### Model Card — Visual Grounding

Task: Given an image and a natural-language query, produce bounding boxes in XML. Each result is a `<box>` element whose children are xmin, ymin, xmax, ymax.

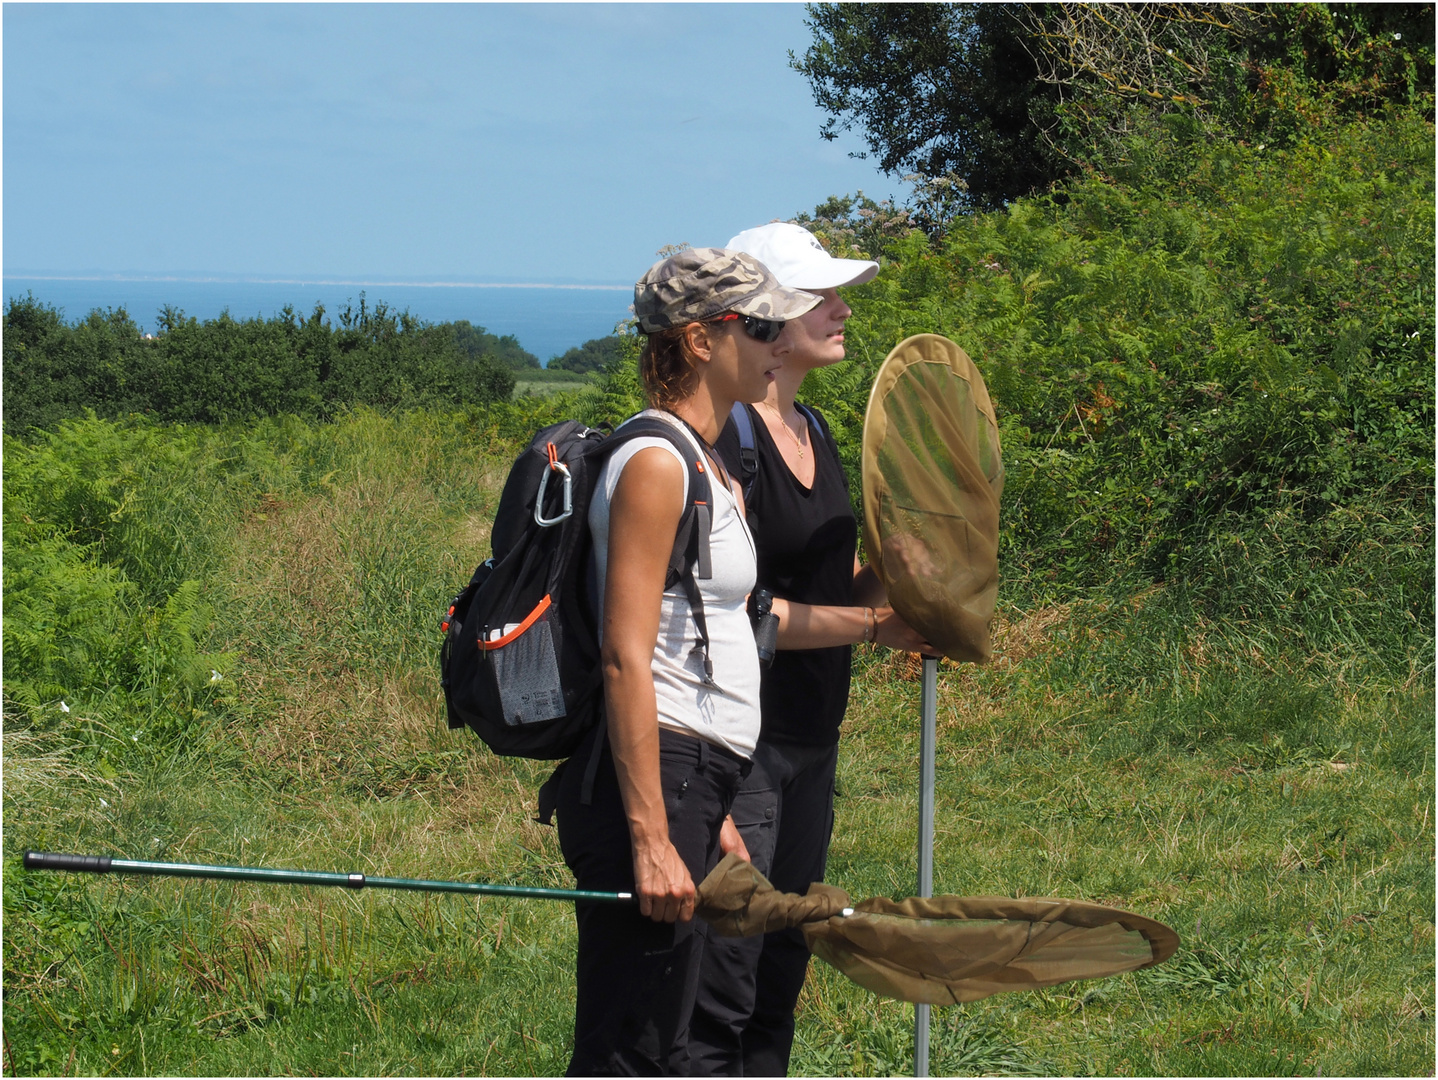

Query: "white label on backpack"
<box><xmin>492</xmin><ymin>615</ymin><xmax>566</xmax><ymax>726</ymax></box>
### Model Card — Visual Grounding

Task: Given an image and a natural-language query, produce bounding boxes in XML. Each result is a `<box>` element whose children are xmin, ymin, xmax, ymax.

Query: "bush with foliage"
<box><xmin>548</xmin><ymin>335</ymin><xmax>622</xmax><ymax>374</ymax></box>
<box><xmin>801</xmin><ymin>109</ymin><xmax>1432</xmax><ymax>672</ymax></box>
<box><xmin>0</xmin><ymin>390</ymin><xmax>589</xmax><ymax>767</ymax></box>
<box><xmin>448</xmin><ymin>319</ymin><xmax>541</xmax><ymax>371</ymax></box>
<box><xmin>2</xmin><ymin>418</ymin><xmax>252</xmax><ymax>760</ymax></box>
<box><xmin>2</xmin><ymin>295</ymin><xmax>517</xmax><ymax>436</ymax></box>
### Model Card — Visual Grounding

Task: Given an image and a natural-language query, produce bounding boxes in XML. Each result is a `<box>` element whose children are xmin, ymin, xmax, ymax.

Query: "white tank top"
<box><xmin>589</xmin><ymin>410</ymin><xmax>761</xmax><ymax>758</ymax></box>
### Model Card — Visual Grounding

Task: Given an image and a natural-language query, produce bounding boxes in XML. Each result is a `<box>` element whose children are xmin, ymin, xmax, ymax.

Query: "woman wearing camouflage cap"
<box><xmin>689</xmin><ymin>222</ymin><xmax>930</xmax><ymax>1077</ymax></box>
<box><xmin>553</xmin><ymin>247</ymin><xmax>821</xmax><ymax>1075</ymax></box>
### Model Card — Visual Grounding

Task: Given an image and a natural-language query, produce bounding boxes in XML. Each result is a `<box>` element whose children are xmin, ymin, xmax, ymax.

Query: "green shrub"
<box><xmin>790</xmin><ymin>108</ymin><xmax>1434</xmax><ymax>672</ymax></box>
<box><xmin>2</xmin><ymin>298</ymin><xmax>517</xmax><ymax>436</ymax></box>
<box><xmin>0</xmin><ymin>416</ymin><xmax>294</xmax><ymax>753</ymax></box>
<box><xmin>548</xmin><ymin>335</ymin><xmax>622</xmax><ymax>374</ymax></box>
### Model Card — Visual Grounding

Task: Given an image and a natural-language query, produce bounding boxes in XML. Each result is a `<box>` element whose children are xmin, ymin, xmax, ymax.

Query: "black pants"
<box><xmin>557</xmin><ymin>725</ymin><xmax>750</xmax><ymax>1076</ymax></box>
<box><xmin>687</xmin><ymin>739</ymin><xmax>839</xmax><ymax>1077</ymax></box>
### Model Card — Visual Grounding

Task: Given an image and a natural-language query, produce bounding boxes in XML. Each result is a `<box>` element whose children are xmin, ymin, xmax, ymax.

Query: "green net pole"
<box><xmin>23</xmin><ymin>850</ymin><xmax>632</xmax><ymax>904</ymax></box>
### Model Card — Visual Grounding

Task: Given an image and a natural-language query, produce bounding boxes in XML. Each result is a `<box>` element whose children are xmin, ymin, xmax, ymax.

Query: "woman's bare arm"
<box><xmin>851</xmin><ymin>559</ymin><xmax>887</xmax><ymax>607</ymax></box>
<box><xmin>601</xmin><ymin>446</ymin><xmax>696</xmax><ymax>923</ymax></box>
<box><xmin>762</xmin><ymin>555</ymin><xmax>929</xmax><ymax>652</ymax></box>
<box><xmin>770</xmin><ymin>597</ymin><xmax>931</xmax><ymax>653</ymax></box>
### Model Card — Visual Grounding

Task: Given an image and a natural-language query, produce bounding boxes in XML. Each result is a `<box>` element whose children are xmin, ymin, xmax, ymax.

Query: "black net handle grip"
<box><xmin>24</xmin><ymin>851</ymin><xmax>112</xmax><ymax>873</ymax></box>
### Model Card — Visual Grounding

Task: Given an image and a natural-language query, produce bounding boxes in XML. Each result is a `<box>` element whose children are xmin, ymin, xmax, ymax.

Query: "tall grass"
<box><xmin>3</xmin><ymin>410</ymin><xmax>1431</xmax><ymax>1076</ymax></box>
<box><xmin>3</xmin><ymin>106</ymin><xmax>1431</xmax><ymax>1078</ymax></box>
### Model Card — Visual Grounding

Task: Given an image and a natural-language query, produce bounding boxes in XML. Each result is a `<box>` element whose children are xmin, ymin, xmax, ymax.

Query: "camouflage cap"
<box><xmin>634</xmin><ymin>247</ymin><xmax>821</xmax><ymax>333</ymax></box>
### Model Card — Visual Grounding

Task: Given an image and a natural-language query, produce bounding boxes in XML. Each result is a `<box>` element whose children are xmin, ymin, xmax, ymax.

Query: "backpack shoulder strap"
<box><xmin>603</xmin><ymin>417</ymin><xmax>713</xmax><ymax>577</ymax></box>
<box><xmin>796</xmin><ymin>401</ymin><xmax>845</xmax><ymax>476</ymax></box>
<box><xmin>794</xmin><ymin>401</ymin><xmax>833</xmax><ymax>455</ymax></box>
<box><xmin>600</xmin><ymin>417</ymin><xmax>717</xmax><ymax>683</ymax></box>
<box><xmin>729</xmin><ymin>401</ymin><xmax>760</xmax><ymax>502</ymax></box>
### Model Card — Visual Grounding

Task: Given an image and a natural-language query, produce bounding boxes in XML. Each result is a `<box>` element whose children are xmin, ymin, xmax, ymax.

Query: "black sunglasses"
<box><xmin>709</xmin><ymin>312</ymin><xmax>786</xmax><ymax>344</ymax></box>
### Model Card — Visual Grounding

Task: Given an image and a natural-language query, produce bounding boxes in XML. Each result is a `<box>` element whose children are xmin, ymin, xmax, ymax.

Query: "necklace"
<box><xmin>760</xmin><ymin>401</ymin><xmax>805</xmax><ymax>460</ymax></box>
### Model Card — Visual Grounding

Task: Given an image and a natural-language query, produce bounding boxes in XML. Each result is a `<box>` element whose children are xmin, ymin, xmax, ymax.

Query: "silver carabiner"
<box><xmin>534</xmin><ymin>461</ymin><xmax>573</xmax><ymax>526</ymax></box>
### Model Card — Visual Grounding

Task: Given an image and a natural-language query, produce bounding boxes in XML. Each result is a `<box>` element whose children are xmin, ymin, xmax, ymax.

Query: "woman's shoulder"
<box><xmin>599</xmin><ymin>412</ymin><xmax>692</xmax><ymax>504</ymax></box>
<box><xmin>611</xmin><ymin>441</ymin><xmax>686</xmax><ymax>486</ymax></box>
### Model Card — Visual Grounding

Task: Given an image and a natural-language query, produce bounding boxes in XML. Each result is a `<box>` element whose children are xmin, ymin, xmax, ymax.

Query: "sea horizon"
<box><xmin>4</xmin><ymin>272</ymin><xmax>634</xmax><ymax>363</ymax></box>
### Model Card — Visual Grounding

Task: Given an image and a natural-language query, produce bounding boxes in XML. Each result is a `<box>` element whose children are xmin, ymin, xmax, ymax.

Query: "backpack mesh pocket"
<box><xmin>483</xmin><ymin>603</ymin><xmax>566</xmax><ymax>726</ymax></box>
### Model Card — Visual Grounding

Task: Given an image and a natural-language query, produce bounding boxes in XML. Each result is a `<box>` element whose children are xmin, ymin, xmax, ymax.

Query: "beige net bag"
<box><xmin>862</xmin><ymin>334</ymin><xmax>1004</xmax><ymax>663</ymax></box>
<box><xmin>696</xmin><ymin>854</ymin><xmax>1179</xmax><ymax>1006</ymax></box>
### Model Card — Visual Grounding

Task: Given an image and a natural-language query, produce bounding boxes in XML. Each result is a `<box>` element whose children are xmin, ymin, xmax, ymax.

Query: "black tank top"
<box><xmin>716</xmin><ymin>403</ymin><xmax>855</xmax><ymax>747</ymax></box>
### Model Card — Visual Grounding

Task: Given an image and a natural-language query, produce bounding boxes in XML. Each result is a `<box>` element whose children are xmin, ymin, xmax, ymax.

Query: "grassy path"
<box><xmin>4</xmin><ymin>413</ymin><xmax>1432</xmax><ymax>1076</ymax></box>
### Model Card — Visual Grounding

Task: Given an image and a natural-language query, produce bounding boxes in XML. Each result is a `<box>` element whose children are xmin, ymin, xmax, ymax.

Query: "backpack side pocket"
<box><xmin>480</xmin><ymin>598</ymin><xmax>566</xmax><ymax>726</ymax></box>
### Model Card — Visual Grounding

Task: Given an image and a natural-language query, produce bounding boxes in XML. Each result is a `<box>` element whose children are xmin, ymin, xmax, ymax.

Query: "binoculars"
<box><xmin>751</xmin><ymin>587</ymin><xmax>779</xmax><ymax>668</ymax></box>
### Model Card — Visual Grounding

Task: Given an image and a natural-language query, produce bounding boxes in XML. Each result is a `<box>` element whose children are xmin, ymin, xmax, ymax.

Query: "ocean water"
<box><xmin>3</xmin><ymin>276</ymin><xmax>634</xmax><ymax>364</ymax></box>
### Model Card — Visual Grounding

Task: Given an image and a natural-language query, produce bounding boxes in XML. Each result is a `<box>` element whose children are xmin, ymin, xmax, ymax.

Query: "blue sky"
<box><xmin>3</xmin><ymin>3</ymin><xmax>901</xmax><ymax>285</ymax></box>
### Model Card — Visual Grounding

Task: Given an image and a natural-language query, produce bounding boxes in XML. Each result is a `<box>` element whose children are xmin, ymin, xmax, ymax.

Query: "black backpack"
<box><xmin>440</xmin><ymin>415</ymin><xmax>715</xmax><ymax>769</ymax></box>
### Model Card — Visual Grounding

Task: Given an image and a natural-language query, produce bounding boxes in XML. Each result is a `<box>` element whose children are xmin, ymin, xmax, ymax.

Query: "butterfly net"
<box><xmin>696</xmin><ymin>854</ymin><xmax>1179</xmax><ymax>1006</ymax></box>
<box><xmin>861</xmin><ymin>334</ymin><xmax>1004</xmax><ymax>663</ymax></box>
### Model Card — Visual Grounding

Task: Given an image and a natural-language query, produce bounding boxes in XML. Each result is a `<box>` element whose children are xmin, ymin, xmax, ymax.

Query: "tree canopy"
<box><xmin>548</xmin><ymin>335</ymin><xmax>621</xmax><ymax>375</ymax></box>
<box><xmin>448</xmin><ymin>319</ymin><xmax>541</xmax><ymax>371</ymax></box>
<box><xmin>792</xmin><ymin>3</ymin><xmax>1064</xmax><ymax>211</ymax></box>
<box><xmin>793</xmin><ymin>3</ymin><xmax>1434</xmax><ymax>207</ymax></box>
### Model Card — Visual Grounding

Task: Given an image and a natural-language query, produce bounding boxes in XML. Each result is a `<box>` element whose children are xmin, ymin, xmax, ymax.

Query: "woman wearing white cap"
<box><xmin>689</xmin><ymin>223</ymin><xmax>929</xmax><ymax>1076</ymax></box>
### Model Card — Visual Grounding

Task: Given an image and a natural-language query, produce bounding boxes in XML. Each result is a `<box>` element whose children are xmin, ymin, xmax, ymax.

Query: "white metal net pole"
<box><xmin>915</xmin><ymin>655</ymin><xmax>938</xmax><ymax>1076</ymax></box>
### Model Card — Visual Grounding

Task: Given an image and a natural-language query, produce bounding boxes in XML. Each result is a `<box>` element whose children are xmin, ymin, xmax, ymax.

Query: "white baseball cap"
<box><xmin>725</xmin><ymin>221</ymin><xmax>879</xmax><ymax>290</ymax></box>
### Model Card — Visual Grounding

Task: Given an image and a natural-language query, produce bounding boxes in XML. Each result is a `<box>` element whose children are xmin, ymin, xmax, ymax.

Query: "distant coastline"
<box><xmin>10</xmin><ymin>273</ymin><xmax>630</xmax><ymax>291</ymax></box>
